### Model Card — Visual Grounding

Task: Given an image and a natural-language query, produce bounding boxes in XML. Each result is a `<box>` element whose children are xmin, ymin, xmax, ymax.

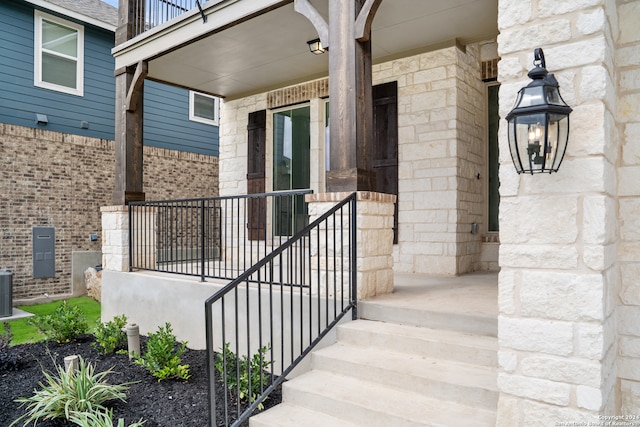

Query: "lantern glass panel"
<box><xmin>549</xmin><ymin>115</ymin><xmax>569</xmax><ymax>170</ymax></box>
<box><xmin>545</xmin><ymin>86</ymin><xmax>563</xmax><ymax>105</ymax></box>
<box><xmin>512</xmin><ymin>113</ymin><xmax>548</xmax><ymax>174</ymax></box>
<box><xmin>517</xmin><ymin>86</ymin><xmax>545</xmax><ymax>108</ymax></box>
<box><xmin>508</xmin><ymin>119</ymin><xmax>522</xmax><ymax>172</ymax></box>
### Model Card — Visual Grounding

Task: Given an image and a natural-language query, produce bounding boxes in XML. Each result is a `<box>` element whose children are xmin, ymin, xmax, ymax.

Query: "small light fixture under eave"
<box><xmin>506</xmin><ymin>48</ymin><xmax>573</xmax><ymax>174</ymax></box>
<box><xmin>307</xmin><ymin>38</ymin><xmax>326</xmax><ymax>55</ymax></box>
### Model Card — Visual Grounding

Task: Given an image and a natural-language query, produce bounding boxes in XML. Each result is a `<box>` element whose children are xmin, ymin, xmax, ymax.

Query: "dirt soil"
<box><xmin>0</xmin><ymin>336</ymin><xmax>281</xmax><ymax>427</ymax></box>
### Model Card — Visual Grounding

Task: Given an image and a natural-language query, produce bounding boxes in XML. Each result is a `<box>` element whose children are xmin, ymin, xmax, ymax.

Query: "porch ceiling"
<box><xmin>114</xmin><ymin>0</ymin><xmax>497</xmax><ymax>100</ymax></box>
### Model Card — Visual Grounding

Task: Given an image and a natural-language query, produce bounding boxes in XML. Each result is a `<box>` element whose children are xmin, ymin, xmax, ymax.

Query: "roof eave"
<box><xmin>23</xmin><ymin>0</ymin><xmax>117</xmax><ymax>32</ymax></box>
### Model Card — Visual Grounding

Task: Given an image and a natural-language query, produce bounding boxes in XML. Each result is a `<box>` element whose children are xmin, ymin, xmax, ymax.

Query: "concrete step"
<box><xmin>359</xmin><ymin>300</ymin><xmax>497</xmax><ymax>337</ymax></box>
<box><xmin>278</xmin><ymin>370</ymin><xmax>496</xmax><ymax>427</ymax></box>
<box><xmin>312</xmin><ymin>342</ymin><xmax>498</xmax><ymax>410</ymax></box>
<box><xmin>337</xmin><ymin>319</ymin><xmax>498</xmax><ymax>367</ymax></box>
<box><xmin>250</xmin><ymin>403</ymin><xmax>361</xmax><ymax>427</ymax></box>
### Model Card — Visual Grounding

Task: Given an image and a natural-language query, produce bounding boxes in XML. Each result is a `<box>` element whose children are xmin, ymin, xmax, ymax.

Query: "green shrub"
<box><xmin>69</xmin><ymin>408</ymin><xmax>145</xmax><ymax>427</ymax></box>
<box><xmin>0</xmin><ymin>322</ymin><xmax>25</xmax><ymax>371</ymax></box>
<box><xmin>214</xmin><ymin>342</ymin><xmax>273</xmax><ymax>409</ymax></box>
<box><xmin>27</xmin><ymin>300</ymin><xmax>89</xmax><ymax>343</ymax></box>
<box><xmin>93</xmin><ymin>315</ymin><xmax>128</xmax><ymax>354</ymax></box>
<box><xmin>11</xmin><ymin>356</ymin><xmax>130</xmax><ymax>426</ymax></box>
<box><xmin>133</xmin><ymin>323</ymin><xmax>190</xmax><ymax>381</ymax></box>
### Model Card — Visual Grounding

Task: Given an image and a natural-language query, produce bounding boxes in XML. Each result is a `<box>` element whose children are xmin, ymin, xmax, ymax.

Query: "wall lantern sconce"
<box><xmin>307</xmin><ymin>38</ymin><xmax>326</xmax><ymax>55</ymax></box>
<box><xmin>506</xmin><ymin>48</ymin><xmax>572</xmax><ymax>174</ymax></box>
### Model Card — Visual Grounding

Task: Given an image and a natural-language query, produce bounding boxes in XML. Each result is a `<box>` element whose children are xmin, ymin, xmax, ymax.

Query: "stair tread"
<box><xmin>341</xmin><ymin>319</ymin><xmax>498</xmax><ymax>349</ymax></box>
<box><xmin>250</xmin><ymin>403</ymin><xmax>361</xmax><ymax>427</ymax></box>
<box><xmin>283</xmin><ymin>370</ymin><xmax>496</xmax><ymax>426</ymax></box>
<box><xmin>358</xmin><ymin>302</ymin><xmax>497</xmax><ymax>336</ymax></box>
<box><xmin>313</xmin><ymin>342</ymin><xmax>498</xmax><ymax>391</ymax></box>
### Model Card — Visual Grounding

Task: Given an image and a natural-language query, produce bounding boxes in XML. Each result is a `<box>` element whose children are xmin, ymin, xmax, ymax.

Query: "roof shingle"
<box><xmin>41</xmin><ymin>0</ymin><xmax>118</xmax><ymax>27</ymax></box>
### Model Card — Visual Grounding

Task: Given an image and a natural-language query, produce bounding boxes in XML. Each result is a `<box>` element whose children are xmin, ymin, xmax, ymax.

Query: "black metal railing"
<box><xmin>205</xmin><ymin>193</ymin><xmax>357</xmax><ymax>427</ymax></box>
<box><xmin>128</xmin><ymin>190</ymin><xmax>313</xmax><ymax>281</ymax></box>
<box><xmin>130</xmin><ymin>0</ymin><xmax>204</xmax><ymax>36</ymax></box>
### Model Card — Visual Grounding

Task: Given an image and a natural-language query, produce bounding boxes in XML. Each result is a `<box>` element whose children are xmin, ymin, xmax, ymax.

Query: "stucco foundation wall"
<box><xmin>496</xmin><ymin>0</ymin><xmax>623</xmax><ymax>424</ymax></box>
<box><xmin>219</xmin><ymin>43</ymin><xmax>496</xmax><ymax>276</ymax></box>
<box><xmin>0</xmin><ymin>124</ymin><xmax>218</xmax><ymax>300</ymax></box>
<box><xmin>616</xmin><ymin>0</ymin><xmax>640</xmax><ymax>414</ymax></box>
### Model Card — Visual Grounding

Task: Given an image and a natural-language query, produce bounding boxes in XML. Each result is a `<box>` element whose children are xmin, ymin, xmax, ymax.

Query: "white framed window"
<box><xmin>189</xmin><ymin>91</ymin><xmax>220</xmax><ymax>126</ymax></box>
<box><xmin>34</xmin><ymin>11</ymin><xmax>84</xmax><ymax>96</ymax></box>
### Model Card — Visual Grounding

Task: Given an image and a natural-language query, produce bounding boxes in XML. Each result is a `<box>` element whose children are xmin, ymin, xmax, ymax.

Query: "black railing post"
<box><xmin>350</xmin><ymin>194</ymin><xmax>358</xmax><ymax>320</ymax></box>
<box><xmin>201</xmin><ymin>198</ymin><xmax>206</xmax><ymax>282</ymax></box>
<box><xmin>128</xmin><ymin>204</ymin><xmax>134</xmax><ymax>272</ymax></box>
<box><xmin>205</xmin><ymin>299</ymin><xmax>216</xmax><ymax>427</ymax></box>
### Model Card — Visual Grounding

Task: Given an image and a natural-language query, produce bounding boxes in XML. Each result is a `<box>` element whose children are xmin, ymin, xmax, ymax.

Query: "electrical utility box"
<box><xmin>33</xmin><ymin>227</ymin><xmax>55</xmax><ymax>278</ymax></box>
<box><xmin>0</xmin><ymin>270</ymin><xmax>12</xmax><ymax>317</ymax></box>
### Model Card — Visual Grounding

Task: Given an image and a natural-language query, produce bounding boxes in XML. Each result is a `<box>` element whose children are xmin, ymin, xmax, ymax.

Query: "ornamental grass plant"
<box><xmin>11</xmin><ymin>355</ymin><xmax>132</xmax><ymax>426</ymax></box>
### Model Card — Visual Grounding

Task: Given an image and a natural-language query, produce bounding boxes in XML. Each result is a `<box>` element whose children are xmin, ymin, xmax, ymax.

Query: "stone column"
<box><xmin>496</xmin><ymin>1</ymin><xmax>619</xmax><ymax>424</ymax></box>
<box><xmin>306</xmin><ymin>191</ymin><xmax>395</xmax><ymax>300</ymax></box>
<box><xmin>616</xmin><ymin>0</ymin><xmax>640</xmax><ymax>415</ymax></box>
<box><xmin>101</xmin><ymin>205</ymin><xmax>156</xmax><ymax>272</ymax></box>
<box><xmin>101</xmin><ymin>205</ymin><xmax>129</xmax><ymax>272</ymax></box>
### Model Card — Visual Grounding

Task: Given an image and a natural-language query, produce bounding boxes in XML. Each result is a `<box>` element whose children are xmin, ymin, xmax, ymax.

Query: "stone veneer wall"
<box><xmin>0</xmin><ymin>124</ymin><xmax>218</xmax><ymax>300</ymax></box>
<box><xmin>616</xmin><ymin>0</ymin><xmax>640</xmax><ymax>415</ymax></box>
<box><xmin>454</xmin><ymin>44</ymin><xmax>487</xmax><ymax>273</ymax></box>
<box><xmin>373</xmin><ymin>44</ymin><xmax>490</xmax><ymax>275</ymax></box>
<box><xmin>220</xmin><ymin>42</ymin><xmax>497</xmax><ymax>276</ymax></box>
<box><xmin>496</xmin><ymin>0</ymin><xmax>627</xmax><ymax>424</ymax></box>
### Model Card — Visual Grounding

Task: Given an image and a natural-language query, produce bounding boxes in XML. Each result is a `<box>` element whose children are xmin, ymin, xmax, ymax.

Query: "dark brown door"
<box><xmin>247</xmin><ymin>110</ymin><xmax>266</xmax><ymax>240</ymax></box>
<box><xmin>373</xmin><ymin>81</ymin><xmax>399</xmax><ymax>243</ymax></box>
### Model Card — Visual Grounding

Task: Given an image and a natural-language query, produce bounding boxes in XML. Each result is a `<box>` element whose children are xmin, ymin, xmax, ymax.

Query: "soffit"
<box><xmin>123</xmin><ymin>0</ymin><xmax>497</xmax><ymax>100</ymax></box>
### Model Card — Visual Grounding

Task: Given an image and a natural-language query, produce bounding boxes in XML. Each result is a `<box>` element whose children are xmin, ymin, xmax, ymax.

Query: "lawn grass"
<box><xmin>0</xmin><ymin>297</ymin><xmax>101</xmax><ymax>346</ymax></box>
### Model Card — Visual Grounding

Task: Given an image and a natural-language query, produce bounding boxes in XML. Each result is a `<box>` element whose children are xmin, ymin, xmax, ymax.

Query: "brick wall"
<box><xmin>0</xmin><ymin>124</ymin><xmax>218</xmax><ymax>300</ymax></box>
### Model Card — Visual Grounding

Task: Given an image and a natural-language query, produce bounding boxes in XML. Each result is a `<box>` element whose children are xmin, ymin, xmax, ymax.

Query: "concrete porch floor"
<box><xmin>381</xmin><ymin>271</ymin><xmax>498</xmax><ymax>316</ymax></box>
<box><xmin>360</xmin><ymin>271</ymin><xmax>499</xmax><ymax>336</ymax></box>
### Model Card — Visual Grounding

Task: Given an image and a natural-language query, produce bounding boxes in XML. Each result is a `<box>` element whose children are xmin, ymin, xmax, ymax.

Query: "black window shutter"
<box><xmin>247</xmin><ymin>110</ymin><xmax>266</xmax><ymax>240</ymax></box>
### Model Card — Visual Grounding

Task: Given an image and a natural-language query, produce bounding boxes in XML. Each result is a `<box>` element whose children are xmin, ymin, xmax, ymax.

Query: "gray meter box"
<box><xmin>33</xmin><ymin>227</ymin><xmax>55</xmax><ymax>278</ymax></box>
<box><xmin>0</xmin><ymin>270</ymin><xmax>12</xmax><ymax>317</ymax></box>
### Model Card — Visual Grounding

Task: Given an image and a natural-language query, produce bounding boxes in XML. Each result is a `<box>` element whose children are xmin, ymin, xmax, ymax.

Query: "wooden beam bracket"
<box><xmin>354</xmin><ymin>0</ymin><xmax>383</xmax><ymax>42</ymax></box>
<box><xmin>294</xmin><ymin>0</ymin><xmax>329</xmax><ymax>49</ymax></box>
<box><xmin>125</xmin><ymin>60</ymin><xmax>148</xmax><ymax>112</ymax></box>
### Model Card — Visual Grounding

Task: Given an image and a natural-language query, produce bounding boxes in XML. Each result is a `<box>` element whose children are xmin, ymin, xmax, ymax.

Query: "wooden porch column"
<box><xmin>113</xmin><ymin>0</ymin><xmax>146</xmax><ymax>204</ymax></box>
<box><xmin>295</xmin><ymin>0</ymin><xmax>382</xmax><ymax>192</ymax></box>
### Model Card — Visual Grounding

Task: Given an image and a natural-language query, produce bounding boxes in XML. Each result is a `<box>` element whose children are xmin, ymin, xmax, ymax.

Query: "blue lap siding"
<box><xmin>0</xmin><ymin>0</ymin><xmax>218</xmax><ymax>156</ymax></box>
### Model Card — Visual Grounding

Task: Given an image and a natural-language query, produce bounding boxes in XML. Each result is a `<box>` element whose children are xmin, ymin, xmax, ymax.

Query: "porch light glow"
<box><xmin>506</xmin><ymin>48</ymin><xmax>572</xmax><ymax>174</ymax></box>
<box><xmin>307</xmin><ymin>38</ymin><xmax>326</xmax><ymax>55</ymax></box>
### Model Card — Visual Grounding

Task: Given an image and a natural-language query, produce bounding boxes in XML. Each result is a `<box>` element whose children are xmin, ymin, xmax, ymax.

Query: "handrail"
<box><xmin>204</xmin><ymin>193</ymin><xmax>357</xmax><ymax>427</ymax></box>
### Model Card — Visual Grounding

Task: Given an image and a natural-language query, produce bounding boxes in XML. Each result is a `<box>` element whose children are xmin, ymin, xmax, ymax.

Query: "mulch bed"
<box><xmin>0</xmin><ymin>335</ymin><xmax>281</xmax><ymax>427</ymax></box>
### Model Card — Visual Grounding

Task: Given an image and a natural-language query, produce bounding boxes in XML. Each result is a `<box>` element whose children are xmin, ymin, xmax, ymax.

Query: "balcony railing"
<box><xmin>130</xmin><ymin>0</ymin><xmax>204</xmax><ymax>37</ymax></box>
<box><xmin>128</xmin><ymin>190</ymin><xmax>313</xmax><ymax>281</ymax></box>
<box><xmin>205</xmin><ymin>192</ymin><xmax>357</xmax><ymax>426</ymax></box>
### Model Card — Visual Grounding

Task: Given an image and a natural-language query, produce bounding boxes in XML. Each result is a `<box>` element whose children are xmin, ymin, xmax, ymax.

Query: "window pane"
<box><xmin>194</xmin><ymin>94</ymin><xmax>216</xmax><ymax>120</ymax></box>
<box><xmin>42</xmin><ymin>52</ymin><xmax>77</xmax><ymax>88</ymax></box>
<box><xmin>487</xmin><ymin>85</ymin><xmax>500</xmax><ymax>232</ymax></box>
<box><xmin>42</xmin><ymin>20</ymin><xmax>77</xmax><ymax>57</ymax></box>
<box><xmin>273</xmin><ymin>106</ymin><xmax>310</xmax><ymax>235</ymax></box>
